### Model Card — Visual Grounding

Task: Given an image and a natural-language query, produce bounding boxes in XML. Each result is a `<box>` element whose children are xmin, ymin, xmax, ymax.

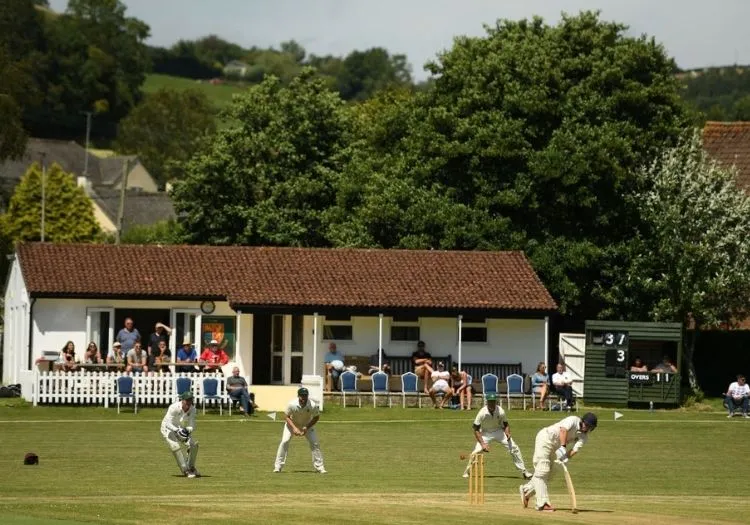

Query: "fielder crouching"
<box><xmin>161</xmin><ymin>391</ymin><xmax>200</xmax><ymax>478</ymax></box>
<box><xmin>520</xmin><ymin>412</ymin><xmax>597</xmax><ymax>512</ymax></box>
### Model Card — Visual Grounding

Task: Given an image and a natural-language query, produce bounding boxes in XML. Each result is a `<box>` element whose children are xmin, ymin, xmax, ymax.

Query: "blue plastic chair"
<box><xmin>175</xmin><ymin>377</ymin><xmax>192</xmax><ymax>401</ymax></box>
<box><xmin>202</xmin><ymin>377</ymin><xmax>227</xmax><ymax>415</ymax></box>
<box><xmin>116</xmin><ymin>375</ymin><xmax>137</xmax><ymax>414</ymax></box>
<box><xmin>339</xmin><ymin>370</ymin><xmax>360</xmax><ymax>408</ymax></box>
<box><xmin>400</xmin><ymin>372</ymin><xmax>421</xmax><ymax>408</ymax></box>
<box><xmin>506</xmin><ymin>373</ymin><xmax>526</xmax><ymax>410</ymax></box>
<box><xmin>481</xmin><ymin>373</ymin><xmax>499</xmax><ymax>403</ymax></box>
<box><xmin>371</xmin><ymin>371</ymin><xmax>391</xmax><ymax>408</ymax></box>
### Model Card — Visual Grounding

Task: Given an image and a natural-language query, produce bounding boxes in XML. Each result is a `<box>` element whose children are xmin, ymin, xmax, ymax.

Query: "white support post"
<box><xmin>312</xmin><ymin>312</ymin><xmax>318</xmax><ymax>376</ymax></box>
<box><xmin>236</xmin><ymin>310</ymin><xmax>242</xmax><ymax>372</ymax></box>
<box><xmin>544</xmin><ymin>316</ymin><xmax>549</xmax><ymax>371</ymax></box>
<box><xmin>378</xmin><ymin>314</ymin><xmax>383</xmax><ymax>369</ymax></box>
<box><xmin>458</xmin><ymin>315</ymin><xmax>463</xmax><ymax>371</ymax></box>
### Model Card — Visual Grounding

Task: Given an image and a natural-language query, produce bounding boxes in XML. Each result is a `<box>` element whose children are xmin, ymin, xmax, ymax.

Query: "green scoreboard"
<box><xmin>584</xmin><ymin>321</ymin><xmax>682</xmax><ymax>407</ymax></box>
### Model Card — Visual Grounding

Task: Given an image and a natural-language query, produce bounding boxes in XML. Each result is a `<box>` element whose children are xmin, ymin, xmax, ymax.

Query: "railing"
<box><xmin>462</xmin><ymin>362</ymin><xmax>523</xmax><ymax>382</ymax></box>
<box><xmin>32</xmin><ymin>370</ymin><xmax>228</xmax><ymax>408</ymax></box>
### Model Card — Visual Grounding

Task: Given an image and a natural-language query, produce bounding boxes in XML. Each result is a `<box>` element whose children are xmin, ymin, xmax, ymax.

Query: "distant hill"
<box><xmin>142</xmin><ymin>74</ymin><xmax>247</xmax><ymax>110</ymax></box>
<box><xmin>678</xmin><ymin>65</ymin><xmax>750</xmax><ymax>122</ymax></box>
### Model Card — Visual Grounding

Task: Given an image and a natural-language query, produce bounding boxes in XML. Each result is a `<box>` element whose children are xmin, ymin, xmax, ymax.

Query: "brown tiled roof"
<box><xmin>15</xmin><ymin>243</ymin><xmax>557</xmax><ymax>314</ymax></box>
<box><xmin>703</xmin><ymin>121</ymin><xmax>750</xmax><ymax>190</ymax></box>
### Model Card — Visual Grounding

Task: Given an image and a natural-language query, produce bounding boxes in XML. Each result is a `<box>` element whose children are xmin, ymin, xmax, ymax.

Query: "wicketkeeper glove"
<box><xmin>555</xmin><ymin>446</ymin><xmax>568</xmax><ymax>461</ymax></box>
<box><xmin>176</xmin><ymin>427</ymin><xmax>191</xmax><ymax>441</ymax></box>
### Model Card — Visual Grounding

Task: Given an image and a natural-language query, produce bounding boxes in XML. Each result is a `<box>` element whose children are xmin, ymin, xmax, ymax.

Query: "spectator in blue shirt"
<box><xmin>176</xmin><ymin>338</ymin><xmax>198</xmax><ymax>373</ymax></box>
<box><xmin>115</xmin><ymin>317</ymin><xmax>141</xmax><ymax>352</ymax></box>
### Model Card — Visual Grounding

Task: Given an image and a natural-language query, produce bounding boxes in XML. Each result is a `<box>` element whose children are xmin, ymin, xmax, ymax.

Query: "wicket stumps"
<box><xmin>468</xmin><ymin>453</ymin><xmax>485</xmax><ymax>504</ymax></box>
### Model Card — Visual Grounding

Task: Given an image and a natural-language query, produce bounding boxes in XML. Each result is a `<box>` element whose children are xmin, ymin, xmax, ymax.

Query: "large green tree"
<box><xmin>26</xmin><ymin>0</ymin><xmax>150</xmax><ymax>139</ymax></box>
<box><xmin>172</xmin><ymin>68</ymin><xmax>350</xmax><ymax>246</ymax></box>
<box><xmin>337</xmin><ymin>47</ymin><xmax>412</xmax><ymax>101</ymax></box>
<box><xmin>602</xmin><ymin>132</ymin><xmax>750</xmax><ymax>392</ymax></box>
<box><xmin>0</xmin><ymin>162</ymin><xmax>101</xmax><ymax>243</ymax></box>
<box><xmin>115</xmin><ymin>88</ymin><xmax>216</xmax><ymax>187</ymax></box>
<box><xmin>333</xmin><ymin>11</ymin><xmax>690</xmax><ymax>317</ymax></box>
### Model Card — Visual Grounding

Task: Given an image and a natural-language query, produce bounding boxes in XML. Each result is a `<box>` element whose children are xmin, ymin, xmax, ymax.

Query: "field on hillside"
<box><xmin>0</xmin><ymin>401</ymin><xmax>748</xmax><ymax>525</ymax></box>
<box><xmin>143</xmin><ymin>74</ymin><xmax>248</xmax><ymax>109</ymax></box>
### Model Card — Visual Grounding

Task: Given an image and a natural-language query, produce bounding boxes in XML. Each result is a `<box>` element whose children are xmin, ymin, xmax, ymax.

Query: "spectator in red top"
<box><xmin>199</xmin><ymin>339</ymin><xmax>229</xmax><ymax>371</ymax></box>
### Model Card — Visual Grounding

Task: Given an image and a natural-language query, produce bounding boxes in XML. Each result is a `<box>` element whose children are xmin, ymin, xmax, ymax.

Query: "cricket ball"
<box><xmin>460</xmin><ymin>454</ymin><xmax>467</xmax><ymax>460</ymax></box>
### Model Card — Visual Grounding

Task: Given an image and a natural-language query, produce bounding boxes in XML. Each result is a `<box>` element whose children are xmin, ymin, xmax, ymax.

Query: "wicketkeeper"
<box><xmin>520</xmin><ymin>412</ymin><xmax>597</xmax><ymax>512</ymax></box>
<box><xmin>462</xmin><ymin>392</ymin><xmax>532</xmax><ymax>480</ymax></box>
<box><xmin>161</xmin><ymin>391</ymin><xmax>200</xmax><ymax>478</ymax></box>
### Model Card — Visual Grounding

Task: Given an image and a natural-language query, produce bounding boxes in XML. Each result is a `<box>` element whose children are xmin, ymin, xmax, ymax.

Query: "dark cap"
<box><xmin>298</xmin><ymin>387</ymin><xmax>309</xmax><ymax>396</ymax></box>
<box><xmin>180</xmin><ymin>391</ymin><xmax>194</xmax><ymax>401</ymax></box>
<box><xmin>24</xmin><ymin>452</ymin><xmax>39</xmax><ymax>465</ymax></box>
<box><xmin>582</xmin><ymin>412</ymin><xmax>598</xmax><ymax>430</ymax></box>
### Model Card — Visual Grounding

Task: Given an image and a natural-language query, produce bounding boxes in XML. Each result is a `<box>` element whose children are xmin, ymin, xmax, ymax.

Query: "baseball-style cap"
<box><xmin>297</xmin><ymin>387</ymin><xmax>309</xmax><ymax>396</ymax></box>
<box><xmin>180</xmin><ymin>391</ymin><xmax>194</xmax><ymax>401</ymax></box>
<box><xmin>485</xmin><ymin>393</ymin><xmax>498</xmax><ymax>401</ymax></box>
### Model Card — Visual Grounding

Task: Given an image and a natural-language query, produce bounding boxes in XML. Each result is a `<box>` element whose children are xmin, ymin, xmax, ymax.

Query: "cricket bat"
<box><xmin>557</xmin><ymin>460</ymin><xmax>578</xmax><ymax>513</ymax></box>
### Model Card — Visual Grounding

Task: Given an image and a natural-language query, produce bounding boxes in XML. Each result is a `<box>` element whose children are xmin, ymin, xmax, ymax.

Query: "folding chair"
<box><xmin>371</xmin><ymin>371</ymin><xmax>391</xmax><ymax>407</ymax></box>
<box><xmin>506</xmin><ymin>373</ymin><xmax>526</xmax><ymax>410</ymax></box>
<box><xmin>174</xmin><ymin>377</ymin><xmax>192</xmax><ymax>402</ymax></box>
<box><xmin>401</xmin><ymin>372</ymin><xmax>421</xmax><ymax>408</ymax></box>
<box><xmin>339</xmin><ymin>370</ymin><xmax>360</xmax><ymax>408</ymax></box>
<box><xmin>116</xmin><ymin>375</ymin><xmax>137</xmax><ymax>414</ymax></box>
<box><xmin>202</xmin><ymin>377</ymin><xmax>228</xmax><ymax>415</ymax></box>
<box><xmin>481</xmin><ymin>373</ymin><xmax>498</xmax><ymax>403</ymax></box>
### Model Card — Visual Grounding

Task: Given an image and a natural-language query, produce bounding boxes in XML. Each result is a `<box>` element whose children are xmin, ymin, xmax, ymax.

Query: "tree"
<box><xmin>337</xmin><ymin>47</ymin><xmax>412</xmax><ymax>101</ymax></box>
<box><xmin>116</xmin><ymin>219</ymin><xmax>182</xmax><ymax>244</ymax></box>
<box><xmin>172</xmin><ymin>68</ymin><xmax>350</xmax><ymax>246</ymax></box>
<box><xmin>605</xmin><ymin>132</ymin><xmax>750</xmax><ymax>392</ymax></box>
<box><xmin>337</xmin><ymin>11</ymin><xmax>689</xmax><ymax>318</ymax></box>
<box><xmin>115</xmin><ymin>88</ymin><xmax>216</xmax><ymax>187</ymax></box>
<box><xmin>0</xmin><ymin>162</ymin><xmax>101</xmax><ymax>243</ymax></box>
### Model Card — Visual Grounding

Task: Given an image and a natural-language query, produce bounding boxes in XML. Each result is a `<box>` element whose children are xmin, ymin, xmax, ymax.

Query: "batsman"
<box><xmin>462</xmin><ymin>393</ymin><xmax>532</xmax><ymax>480</ymax></box>
<box><xmin>161</xmin><ymin>391</ymin><xmax>200</xmax><ymax>478</ymax></box>
<box><xmin>520</xmin><ymin>412</ymin><xmax>598</xmax><ymax>512</ymax></box>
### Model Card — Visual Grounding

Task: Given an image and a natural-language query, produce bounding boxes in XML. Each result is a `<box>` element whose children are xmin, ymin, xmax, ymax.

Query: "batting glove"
<box><xmin>555</xmin><ymin>446</ymin><xmax>568</xmax><ymax>461</ymax></box>
<box><xmin>176</xmin><ymin>428</ymin><xmax>190</xmax><ymax>441</ymax></box>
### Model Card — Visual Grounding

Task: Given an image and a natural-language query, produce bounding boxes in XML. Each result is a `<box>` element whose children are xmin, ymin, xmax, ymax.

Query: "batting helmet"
<box><xmin>24</xmin><ymin>452</ymin><xmax>39</xmax><ymax>465</ymax></box>
<box><xmin>582</xmin><ymin>412</ymin><xmax>598</xmax><ymax>431</ymax></box>
<box><xmin>297</xmin><ymin>387</ymin><xmax>309</xmax><ymax>396</ymax></box>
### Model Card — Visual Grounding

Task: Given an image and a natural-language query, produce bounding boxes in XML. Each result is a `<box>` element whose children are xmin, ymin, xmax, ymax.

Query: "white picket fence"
<box><xmin>32</xmin><ymin>370</ymin><xmax>231</xmax><ymax>409</ymax></box>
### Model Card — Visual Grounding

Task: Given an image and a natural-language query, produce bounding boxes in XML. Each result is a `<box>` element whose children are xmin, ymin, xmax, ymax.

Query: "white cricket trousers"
<box><xmin>274</xmin><ymin>424</ymin><xmax>325</xmax><ymax>471</ymax></box>
<box><xmin>521</xmin><ymin>428</ymin><xmax>556</xmax><ymax>509</ymax></box>
<box><xmin>463</xmin><ymin>430</ymin><xmax>527</xmax><ymax>475</ymax></box>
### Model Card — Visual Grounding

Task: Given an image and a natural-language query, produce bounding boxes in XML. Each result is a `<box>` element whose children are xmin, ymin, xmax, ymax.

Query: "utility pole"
<box><xmin>82</xmin><ymin>111</ymin><xmax>93</xmax><ymax>177</ymax></box>
<box><xmin>40</xmin><ymin>152</ymin><xmax>46</xmax><ymax>242</ymax></box>
<box><xmin>115</xmin><ymin>158</ymin><xmax>129</xmax><ymax>244</ymax></box>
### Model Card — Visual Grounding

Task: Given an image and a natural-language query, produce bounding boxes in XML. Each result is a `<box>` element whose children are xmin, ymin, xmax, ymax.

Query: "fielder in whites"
<box><xmin>520</xmin><ymin>412</ymin><xmax>597</xmax><ymax>512</ymax></box>
<box><xmin>161</xmin><ymin>391</ymin><xmax>200</xmax><ymax>478</ymax></box>
<box><xmin>462</xmin><ymin>393</ymin><xmax>532</xmax><ymax>480</ymax></box>
<box><xmin>274</xmin><ymin>387</ymin><xmax>327</xmax><ymax>474</ymax></box>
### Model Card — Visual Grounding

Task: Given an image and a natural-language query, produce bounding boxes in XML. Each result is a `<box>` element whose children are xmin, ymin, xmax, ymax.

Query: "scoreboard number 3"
<box><xmin>616</xmin><ymin>349</ymin><xmax>625</xmax><ymax>363</ymax></box>
<box><xmin>603</xmin><ymin>332</ymin><xmax>628</xmax><ymax>347</ymax></box>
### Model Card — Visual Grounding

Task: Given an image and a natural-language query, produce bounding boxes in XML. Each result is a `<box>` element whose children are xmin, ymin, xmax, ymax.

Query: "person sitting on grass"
<box><xmin>226</xmin><ymin>366</ymin><xmax>258</xmax><ymax>416</ymax></box>
<box><xmin>723</xmin><ymin>374</ymin><xmax>750</xmax><ymax>419</ymax></box>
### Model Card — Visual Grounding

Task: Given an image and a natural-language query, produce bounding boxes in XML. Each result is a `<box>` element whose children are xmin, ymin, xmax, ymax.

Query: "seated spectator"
<box><xmin>368</xmin><ymin>349</ymin><xmax>391</xmax><ymax>375</ymax></box>
<box><xmin>199</xmin><ymin>339</ymin><xmax>229</xmax><ymax>372</ymax></box>
<box><xmin>651</xmin><ymin>356</ymin><xmax>677</xmax><ymax>374</ymax></box>
<box><xmin>126</xmin><ymin>342</ymin><xmax>149</xmax><ymax>374</ymax></box>
<box><xmin>630</xmin><ymin>357</ymin><xmax>648</xmax><ymax>372</ymax></box>
<box><xmin>551</xmin><ymin>363</ymin><xmax>574</xmax><ymax>409</ymax></box>
<box><xmin>151</xmin><ymin>340</ymin><xmax>172</xmax><ymax>372</ymax></box>
<box><xmin>59</xmin><ymin>341</ymin><xmax>78</xmax><ymax>372</ymax></box>
<box><xmin>226</xmin><ymin>366</ymin><xmax>258</xmax><ymax>416</ymax></box>
<box><xmin>84</xmin><ymin>342</ymin><xmax>103</xmax><ymax>365</ymax></box>
<box><xmin>412</xmin><ymin>341</ymin><xmax>434</xmax><ymax>394</ymax></box>
<box><xmin>176</xmin><ymin>338</ymin><xmax>198</xmax><ymax>372</ymax></box>
<box><xmin>450</xmin><ymin>366</ymin><xmax>472</xmax><ymax>410</ymax></box>
<box><xmin>324</xmin><ymin>343</ymin><xmax>345</xmax><ymax>392</ymax></box>
<box><xmin>106</xmin><ymin>341</ymin><xmax>125</xmax><ymax>366</ymax></box>
<box><xmin>531</xmin><ymin>362</ymin><xmax>549</xmax><ymax>409</ymax></box>
<box><xmin>723</xmin><ymin>374</ymin><xmax>750</xmax><ymax>418</ymax></box>
<box><xmin>429</xmin><ymin>361</ymin><xmax>454</xmax><ymax>409</ymax></box>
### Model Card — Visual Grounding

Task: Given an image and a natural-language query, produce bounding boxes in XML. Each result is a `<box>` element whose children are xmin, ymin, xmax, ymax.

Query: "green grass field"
<box><xmin>0</xmin><ymin>399</ymin><xmax>748</xmax><ymax>524</ymax></box>
<box><xmin>142</xmin><ymin>74</ymin><xmax>248</xmax><ymax>109</ymax></box>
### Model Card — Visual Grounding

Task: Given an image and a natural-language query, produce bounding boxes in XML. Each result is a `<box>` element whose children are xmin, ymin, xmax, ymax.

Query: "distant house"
<box><xmin>0</xmin><ymin>138</ymin><xmax>175</xmax><ymax>235</ymax></box>
<box><xmin>222</xmin><ymin>60</ymin><xmax>251</xmax><ymax>78</ymax></box>
<box><xmin>703</xmin><ymin>121</ymin><xmax>750</xmax><ymax>191</ymax></box>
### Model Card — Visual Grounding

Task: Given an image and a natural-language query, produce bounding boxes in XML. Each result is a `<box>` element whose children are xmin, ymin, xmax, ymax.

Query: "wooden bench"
<box><xmin>387</xmin><ymin>355</ymin><xmax>453</xmax><ymax>376</ymax></box>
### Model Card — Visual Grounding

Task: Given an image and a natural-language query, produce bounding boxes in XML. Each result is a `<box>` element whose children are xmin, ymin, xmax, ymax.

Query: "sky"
<box><xmin>49</xmin><ymin>0</ymin><xmax>750</xmax><ymax>81</ymax></box>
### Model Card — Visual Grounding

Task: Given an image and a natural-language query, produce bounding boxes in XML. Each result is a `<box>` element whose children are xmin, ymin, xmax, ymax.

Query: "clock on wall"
<box><xmin>200</xmin><ymin>300</ymin><xmax>216</xmax><ymax>314</ymax></box>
